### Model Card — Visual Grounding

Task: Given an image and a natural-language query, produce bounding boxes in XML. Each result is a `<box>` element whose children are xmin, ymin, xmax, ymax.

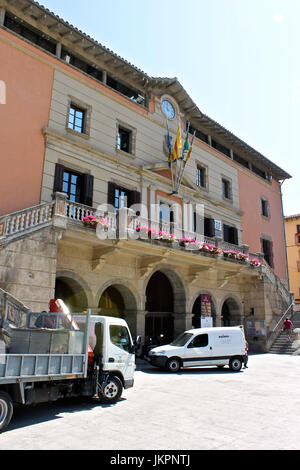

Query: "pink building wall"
<box><xmin>238</xmin><ymin>169</ymin><xmax>287</xmax><ymax>280</ymax></box>
<box><xmin>0</xmin><ymin>29</ymin><xmax>54</xmax><ymax>216</ymax></box>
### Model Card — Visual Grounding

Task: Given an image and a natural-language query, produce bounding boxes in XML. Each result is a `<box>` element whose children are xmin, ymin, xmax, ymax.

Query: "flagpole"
<box><xmin>176</xmin><ymin>123</ymin><xmax>190</xmax><ymax>193</ymax></box>
<box><xmin>177</xmin><ymin>131</ymin><xmax>196</xmax><ymax>193</ymax></box>
<box><xmin>175</xmin><ymin>118</ymin><xmax>182</xmax><ymax>192</ymax></box>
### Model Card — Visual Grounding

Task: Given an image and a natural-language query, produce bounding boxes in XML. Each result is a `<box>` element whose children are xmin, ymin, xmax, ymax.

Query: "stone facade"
<box><xmin>0</xmin><ymin>0</ymin><xmax>293</xmax><ymax>353</ymax></box>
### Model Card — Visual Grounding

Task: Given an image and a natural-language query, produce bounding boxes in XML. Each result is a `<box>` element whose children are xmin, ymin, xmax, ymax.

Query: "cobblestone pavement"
<box><xmin>0</xmin><ymin>354</ymin><xmax>299</xmax><ymax>450</ymax></box>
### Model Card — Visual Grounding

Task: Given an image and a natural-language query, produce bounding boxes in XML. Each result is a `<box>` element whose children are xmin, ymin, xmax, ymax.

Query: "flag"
<box><xmin>183</xmin><ymin>131</ymin><xmax>196</xmax><ymax>168</ymax></box>
<box><xmin>166</xmin><ymin>120</ymin><xmax>173</xmax><ymax>167</ymax></box>
<box><xmin>181</xmin><ymin>123</ymin><xmax>190</xmax><ymax>160</ymax></box>
<box><xmin>170</xmin><ymin>123</ymin><xmax>182</xmax><ymax>163</ymax></box>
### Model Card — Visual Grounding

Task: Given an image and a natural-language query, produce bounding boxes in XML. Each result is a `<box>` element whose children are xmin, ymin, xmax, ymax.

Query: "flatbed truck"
<box><xmin>0</xmin><ymin>308</ymin><xmax>136</xmax><ymax>433</ymax></box>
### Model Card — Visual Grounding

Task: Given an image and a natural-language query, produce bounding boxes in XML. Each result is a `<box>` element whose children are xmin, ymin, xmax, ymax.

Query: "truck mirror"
<box><xmin>136</xmin><ymin>335</ymin><xmax>142</xmax><ymax>346</ymax></box>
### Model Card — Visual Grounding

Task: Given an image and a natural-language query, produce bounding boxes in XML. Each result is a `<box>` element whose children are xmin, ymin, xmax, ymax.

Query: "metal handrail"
<box><xmin>266</xmin><ymin>302</ymin><xmax>294</xmax><ymax>350</ymax></box>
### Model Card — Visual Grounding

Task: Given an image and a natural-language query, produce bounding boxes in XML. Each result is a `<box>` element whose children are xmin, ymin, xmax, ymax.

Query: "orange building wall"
<box><xmin>285</xmin><ymin>216</ymin><xmax>300</xmax><ymax>301</ymax></box>
<box><xmin>238</xmin><ymin>169</ymin><xmax>287</xmax><ymax>280</ymax></box>
<box><xmin>0</xmin><ymin>29</ymin><xmax>54</xmax><ymax>216</ymax></box>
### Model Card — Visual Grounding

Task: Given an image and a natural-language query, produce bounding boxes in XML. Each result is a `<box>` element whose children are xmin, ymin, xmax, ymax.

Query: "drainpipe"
<box><xmin>280</xmin><ymin>180</ymin><xmax>290</xmax><ymax>292</ymax></box>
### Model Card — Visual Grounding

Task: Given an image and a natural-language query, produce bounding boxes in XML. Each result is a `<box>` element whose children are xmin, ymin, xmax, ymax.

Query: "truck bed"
<box><xmin>0</xmin><ymin>352</ymin><xmax>86</xmax><ymax>384</ymax></box>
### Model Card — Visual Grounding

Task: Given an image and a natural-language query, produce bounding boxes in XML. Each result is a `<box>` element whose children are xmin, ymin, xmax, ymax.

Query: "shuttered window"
<box><xmin>107</xmin><ymin>182</ymin><xmax>140</xmax><ymax>212</ymax></box>
<box><xmin>53</xmin><ymin>163</ymin><xmax>94</xmax><ymax>207</ymax></box>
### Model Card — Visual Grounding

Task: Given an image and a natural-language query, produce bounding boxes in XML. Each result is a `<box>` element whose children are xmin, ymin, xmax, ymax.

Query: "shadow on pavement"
<box><xmin>5</xmin><ymin>396</ymin><xmax>126</xmax><ymax>434</ymax></box>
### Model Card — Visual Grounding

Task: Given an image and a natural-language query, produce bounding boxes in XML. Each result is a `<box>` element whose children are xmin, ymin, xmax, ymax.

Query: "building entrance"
<box><xmin>145</xmin><ymin>271</ymin><xmax>174</xmax><ymax>344</ymax></box>
<box><xmin>221</xmin><ymin>298</ymin><xmax>242</xmax><ymax>326</ymax></box>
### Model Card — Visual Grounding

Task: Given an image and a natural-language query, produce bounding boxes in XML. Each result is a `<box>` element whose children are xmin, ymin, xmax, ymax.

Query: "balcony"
<box><xmin>0</xmin><ymin>194</ymin><xmax>262</xmax><ymax>269</ymax></box>
<box><xmin>54</xmin><ymin>197</ymin><xmax>262</xmax><ymax>269</ymax></box>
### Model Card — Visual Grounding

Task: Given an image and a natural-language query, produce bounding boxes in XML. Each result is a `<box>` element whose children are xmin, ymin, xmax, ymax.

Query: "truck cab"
<box><xmin>74</xmin><ymin>315</ymin><xmax>135</xmax><ymax>391</ymax></box>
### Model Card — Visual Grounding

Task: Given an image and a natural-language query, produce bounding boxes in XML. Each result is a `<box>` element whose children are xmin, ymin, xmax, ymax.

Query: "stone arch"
<box><xmin>190</xmin><ymin>291</ymin><xmax>217</xmax><ymax>327</ymax></box>
<box><xmin>55</xmin><ymin>270</ymin><xmax>94</xmax><ymax>312</ymax></box>
<box><xmin>96</xmin><ymin>279</ymin><xmax>140</xmax><ymax>336</ymax></box>
<box><xmin>220</xmin><ymin>294</ymin><xmax>243</xmax><ymax>326</ymax></box>
<box><xmin>143</xmin><ymin>266</ymin><xmax>187</xmax><ymax>314</ymax></box>
<box><xmin>143</xmin><ymin>266</ymin><xmax>187</xmax><ymax>344</ymax></box>
<box><xmin>95</xmin><ymin>279</ymin><xmax>140</xmax><ymax>312</ymax></box>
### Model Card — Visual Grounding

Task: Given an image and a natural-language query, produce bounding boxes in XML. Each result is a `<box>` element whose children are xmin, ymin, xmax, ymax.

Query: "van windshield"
<box><xmin>170</xmin><ymin>332</ymin><xmax>193</xmax><ymax>347</ymax></box>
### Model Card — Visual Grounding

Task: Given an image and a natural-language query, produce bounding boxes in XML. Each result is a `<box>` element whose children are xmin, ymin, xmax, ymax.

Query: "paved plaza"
<box><xmin>0</xmin><ymin>353</ymin><xmax>299</xmax><ymax>451</ymax></box>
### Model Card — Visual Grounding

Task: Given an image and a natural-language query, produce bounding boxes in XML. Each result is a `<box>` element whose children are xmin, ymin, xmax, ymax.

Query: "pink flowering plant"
<box><xmin>223</xmin><ymin>250</ymin><xmax>249</xmax><ymax>262</ymax></box>
<box><xmin>82</xmin><ymin>215</ymin><xmax>109</xmax><ymax>229</ymax></box>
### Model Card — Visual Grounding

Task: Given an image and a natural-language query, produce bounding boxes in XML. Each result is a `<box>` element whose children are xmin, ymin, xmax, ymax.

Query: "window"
<box><xmin>171</xmin><ymin>332</ymin><xmax>193</xmax><ymax>347</ymax></box>
<box><xmin>53</xmin><ymin>163</ymin><xmax>94</xmax><ymax>207</ymax></box>
<box><xmin>115</xmin><ymin>187</ymin><xmax>131</xmax><ymax>211</ymax></box>
<box><xmin>62</xmin><ymin>170</ymin><xmax>82</xmax><ymax>203</ymax></box>
<box><xmin>117</xmin><ymin>127</ymin><xmax>131</xmax><ymax>153</ymax></box>
<box><xmin>196</xmin><ymin>166</ymin><xmax>206</xmax><ymax>188</ymax></box>
<box><xmin>261</xmin><ymin>198</ymin><xmax>270</xmax><ymax>218</ymax></box>
<box><xmin>107</xmin><ymin>182</ymin><xmax>140</xmax><ymax>212</ymax></box>
<box><xmin>296</xmin><ymin>225</ymin><xmax>300</xmax><ymax>244</ymax></box>
<box><xmin>188</xmin><ymin>334</ymin><xmax>209</xmax><ymax>348</ymax></box>
<box><xmin>261</xmin><ymin>238</ymin><xmax>274</xmax><ymax>268</ymax></box>
<box><xmin>68</xmin><ymin>105</ymin><xmax>85</xmax><ymax>133</ymax></box>
<box><xmin>212</xmin><ymin>139</ymin><xmax>231</xmax><ymax>158</ymax></box>
<box><xmin>109</xmin><ymin>325</ymin><xmax>131</xmax><ymax>352</ymax></box>
<box><xmin>222</xmin><ymin>178</ymin><xmax>232</xmax><ymax>200</ymax></box>
<box><xmin>233</xmin><ymin>152</ymin><xmax>249</xmax><ymax>169</ymax></box>
<box><xmin>4</xmin><ymin>13</ymin><xmax>56</xmax><ymax>55</ymax></box>
<box><xmin>189</xmin><ymin>125</ymin><xmax>209</xmax><ymax>144</ymax></box>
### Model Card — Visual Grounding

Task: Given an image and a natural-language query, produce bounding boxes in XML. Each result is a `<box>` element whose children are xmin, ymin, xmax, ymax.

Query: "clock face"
<box><xmin>162</xmin><ymin>100</ymin><xmax>175</xmax><ymax>120</ymax></box>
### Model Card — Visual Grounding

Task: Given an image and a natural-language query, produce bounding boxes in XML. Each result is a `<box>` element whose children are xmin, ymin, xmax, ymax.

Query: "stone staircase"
<box><xmin>268</xmin><ymin>312</ymin><xmax>300</xmax><ymax>355</ymax></box>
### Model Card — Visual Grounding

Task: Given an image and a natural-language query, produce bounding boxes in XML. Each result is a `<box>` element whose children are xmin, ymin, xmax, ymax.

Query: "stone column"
<box><xmin>124</xmin><ymin>310</ymin><xmax>146</xmax><ymax>339</ymax></box>
<box><xmin>56</xmin><ymin>42</ymin><xmax>62</xmax><ymax>59</ymax></box>
<box><xmin>173</xmin><ymin>313</ymin><xmax>191</xmax><ymax>338</ymax></box>
<box><xmin>0</xmin><ymin>8</ymin><xmax>5</xmax><ymax>26</ymax></box>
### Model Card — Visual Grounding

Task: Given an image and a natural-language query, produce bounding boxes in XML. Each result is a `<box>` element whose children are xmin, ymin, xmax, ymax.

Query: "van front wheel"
<box><xmin>229</xmin><ymin>357</ymin><xmax>242</xmax><ymax>372</ymax></box>
<box><xmin>166</xmin><ymin>358</ymin><xmax>181</xmax><ymax>373</ymax></box>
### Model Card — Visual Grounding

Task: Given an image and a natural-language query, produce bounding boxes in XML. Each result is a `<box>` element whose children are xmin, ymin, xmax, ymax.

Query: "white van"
<box><xmin>148</xmin><ymin>326</ymin><xmax>248</xmax><ymax>372</ymax></box>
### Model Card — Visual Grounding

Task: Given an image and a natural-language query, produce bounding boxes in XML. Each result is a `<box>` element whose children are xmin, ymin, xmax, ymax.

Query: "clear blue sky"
<box><xmin>40</xmin><ymin>0</ymin><xmax>299</xmax><ymax>216</ymax></box>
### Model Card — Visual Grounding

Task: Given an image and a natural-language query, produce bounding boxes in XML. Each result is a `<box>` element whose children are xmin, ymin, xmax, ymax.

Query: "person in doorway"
<box><xmin>283</xmin><ymin>318</ymin><xmax>294</xmax><ymax>341</ymax></box>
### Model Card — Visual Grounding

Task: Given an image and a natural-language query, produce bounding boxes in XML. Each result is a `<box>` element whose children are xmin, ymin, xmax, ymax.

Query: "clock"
<box><xmin>162</xmin><ymin>100</ymin><xmax>175</xmax><ymax>120</ymax></box>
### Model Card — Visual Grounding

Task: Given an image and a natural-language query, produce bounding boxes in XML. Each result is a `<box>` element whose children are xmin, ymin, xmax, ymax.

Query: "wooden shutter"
<box><xmin>268</xmin><ymin>241</ymin><xmax>274</xmax><ymax>268</ymax></box>
<box><xmin>204</xmin><ymin>218</ymin><xmax>215</xmax><ymax>238</ymax></box>
<box><xmin>82</xmin><ymin>174</ymin><xmax>94</xmax><ymax>207</ymax></box>
<box><xmin>129</xmin><ymin>191</ymin><xmax>141</xmax><ymax>207</ymax></box>
<box><xmin>232</xmin><ymin>227</ymin><xmax>239</xmax><ymax>245</ymax></box>
<box><xmin>53</xmin><ymin>163</ymin><xmax>64</xmax><ymax>194</ymax></box>
<box><xmin>223</xmin><ymin>224</ymin><xmax>230</xmax><ymax>242</ymax></box>
<box><xmin>107</xmin><ymin>182</ymin><xmax>116</xmax><ymax>207</ymax></box>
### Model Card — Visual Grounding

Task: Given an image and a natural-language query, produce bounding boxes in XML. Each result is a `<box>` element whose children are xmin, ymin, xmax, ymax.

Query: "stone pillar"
<box><xmin>173</xmin><ymin>313</ymin><xmax>191</xmax><ymax>338</ymax></box>
<box><xmin>0</xmin><ymin>8</ymin><xmax>5</xmax><ymax>26</ymax></box>
<box><xmin>124</xmin><ymin>310</ymin><xmax>146</xmax><ymax>340</ymax></box>
<box><xmin>56</xmin><ymin>42</ymin><xmax>62</xmax><ymax>58</ymax></box>
<box><xmin>53</xmin><ymin>192</ymin><xmax>68</xmax><ymax>230</ymax></box>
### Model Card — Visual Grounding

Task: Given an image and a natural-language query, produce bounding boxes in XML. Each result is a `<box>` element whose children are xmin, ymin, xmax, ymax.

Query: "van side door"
<box><xmin>183</xmin><ymin>333</ymin><xmax>213</xmax><ymax>367</ymax></box>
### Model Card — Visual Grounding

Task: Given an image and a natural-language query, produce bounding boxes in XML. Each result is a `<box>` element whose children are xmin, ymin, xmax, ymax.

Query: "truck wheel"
<box><xmin>166</xmin><ymin>358</ymin><xmax>181</xmax><ymax>373</ymax></box>
<box><xmin>229</xmin><ymin>357</ymin><xmax>242</xmax><ymax>372</ymax></box>
<box><xmin>0</xmin><ymin>391</ymin><xmax>13</xmax><ymax>433</ymax></box>
<box><xmin>99</xmin><ymin>376</ymin><xmax>123</xmax><ymax>404</ymax></box>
